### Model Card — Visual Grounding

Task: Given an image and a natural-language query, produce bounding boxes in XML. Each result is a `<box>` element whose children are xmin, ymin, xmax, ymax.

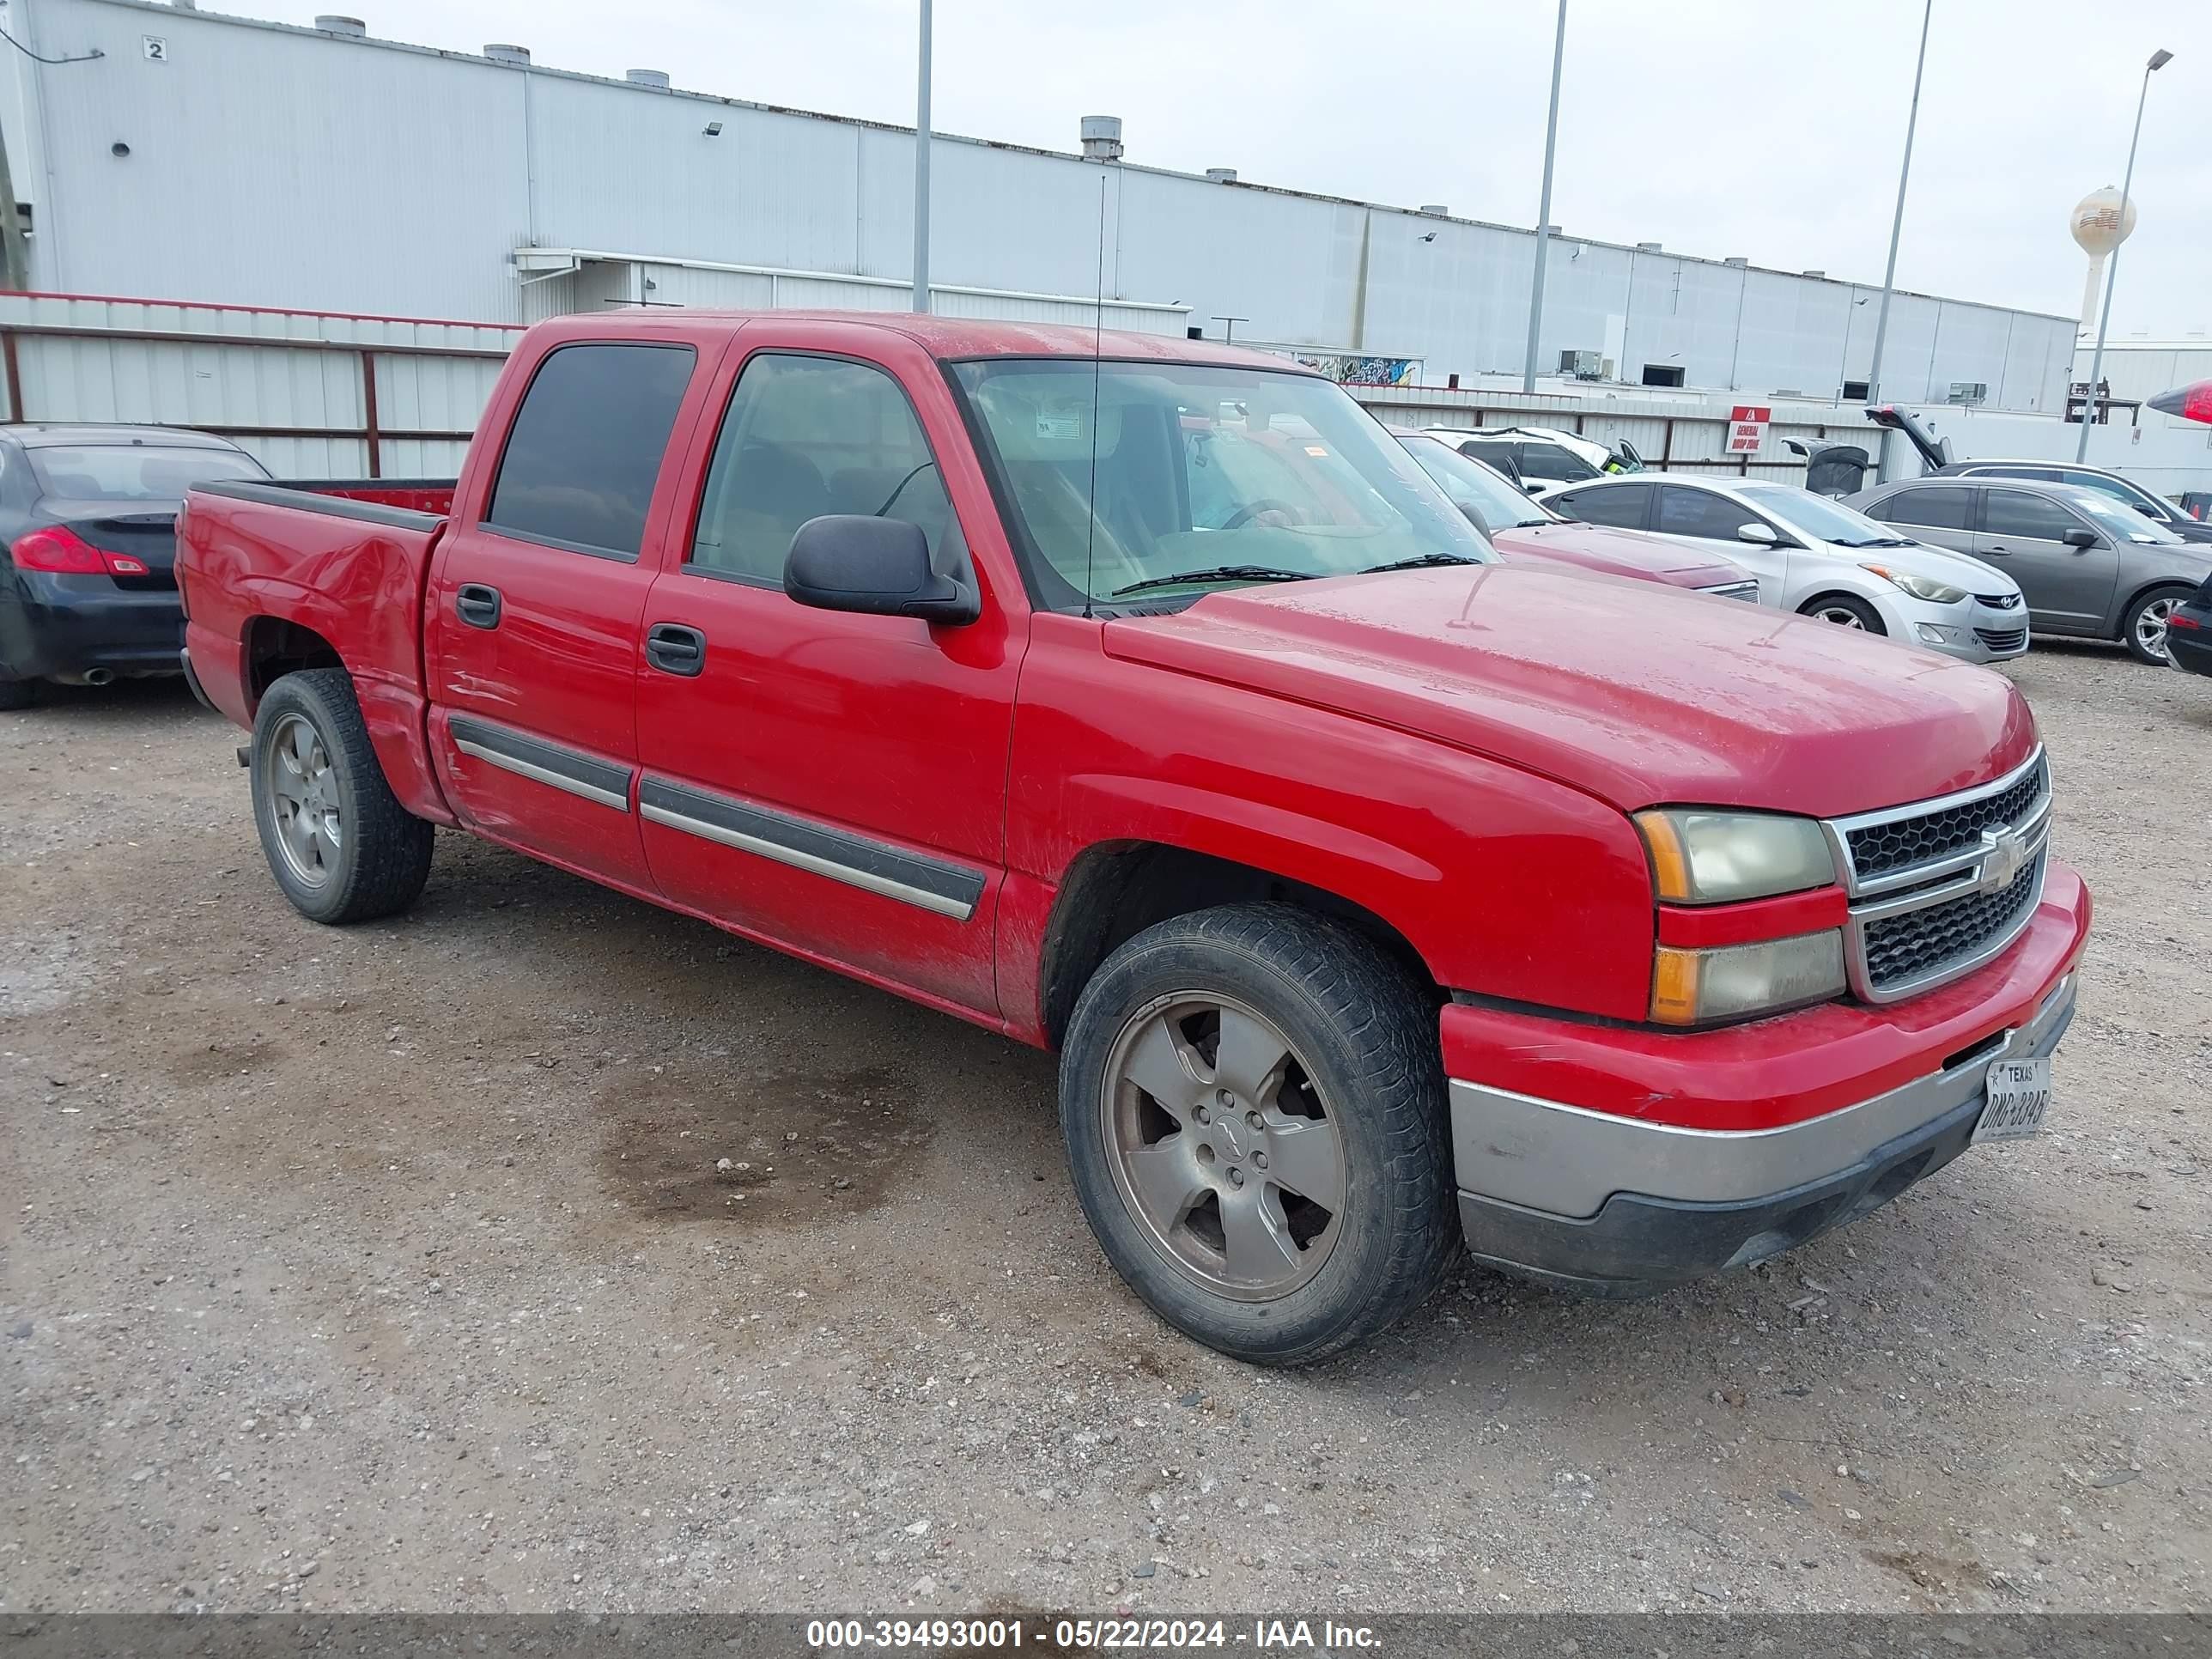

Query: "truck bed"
<box><xmin>178</xmin><ymin>477</ymin><xmax>459</xmax><ymax>823</ymax></box>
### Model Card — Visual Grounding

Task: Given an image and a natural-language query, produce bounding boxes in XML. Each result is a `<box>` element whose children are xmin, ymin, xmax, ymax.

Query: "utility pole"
<box><xmin>2075</xmin><ymin>47</ymin><xmax>2173</xmax><ymax>460</ymax></box>
<box><xmin>1865</xmin><ymin>0</ymin><xmax>1931</xmax><ymax>482</ymax></box>
<box><xmin>911</xmin><ymin>0</ymin><xmax>932</xmax><ymax>313</ymax></box>
<box><xmin>1520</xmin><ymin>0</ymin><xmax>1566</xmax><ymax>393</ymax></box>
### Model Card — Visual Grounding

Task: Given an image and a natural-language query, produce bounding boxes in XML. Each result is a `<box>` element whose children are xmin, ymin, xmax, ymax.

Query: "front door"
<box><xmin>426</xmin><ymin>336</ymin><xmax>710</xmax><ymax>890</ymax></box>
<box><xmin>1972</xmin><ymin>487</ymin><xmax>2118</xmax><ymax>634</ymax></box>
<box><xmin>632</xmin><ymin>334</ymin><xmax>1023</xmax><ymax>1018</ymax></box>
<box><xmin>1652</xmin><ymin>482</ymin><xmax>1787</xmax><ymax>603</ymax></box>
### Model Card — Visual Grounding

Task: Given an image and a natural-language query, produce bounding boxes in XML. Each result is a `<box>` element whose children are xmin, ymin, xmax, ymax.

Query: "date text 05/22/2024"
<box><xmin>805</xmin><ymin>1618</ymin><xmax>1382</xmax><ymax>1651</ymax></box>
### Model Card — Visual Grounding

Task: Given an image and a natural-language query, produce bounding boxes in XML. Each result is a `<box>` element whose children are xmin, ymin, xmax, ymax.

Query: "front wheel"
<box><xmin>1801</xmin><ymin>593</ymin><xmax>1886</xmax><ymax>634</ymax></box>
<box><xmin>1058</xmin><ymin>903</ymin><xmax>1457</xmax><ymax>1365</ymax></box>
<box><xmin>250</xmin><ymin>668</ymin><xmax>433</xmax><ymax>923</ymax></box>
<box><xmin>2124</xmin><ymin>584</ymin><xmax>2194</xmax><ymax>665</ymax></box>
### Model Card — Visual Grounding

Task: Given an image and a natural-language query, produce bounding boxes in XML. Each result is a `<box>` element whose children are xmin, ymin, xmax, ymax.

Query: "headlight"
<box><xmin>1651</xmin><ymin>931</ymin><xmax>1847</xmax><ymax>1026</ymax></box>
<box><xmin>1861</xmin><ymin>564</ymin><xmax>1966</xmax><ymax>605</ymax></box>
<box><xmin>1634</xmin><ymin>810</ymin><xmax>1837</xmax><ymax>903</ymax></box>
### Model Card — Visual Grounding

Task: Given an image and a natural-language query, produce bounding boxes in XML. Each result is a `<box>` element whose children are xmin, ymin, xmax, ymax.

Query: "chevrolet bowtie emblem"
<box><xmin>1977</xmin><ymin>823</ymin><xmax>2031</xmax><ymax>895</ymax></box>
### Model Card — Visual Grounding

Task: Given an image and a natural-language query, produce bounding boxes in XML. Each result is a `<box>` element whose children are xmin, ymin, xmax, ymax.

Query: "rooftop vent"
<box><xmin>1419</xmin><ymin>204</ymin><xmax>1449</xmax><ymax>217</ymax></box>
<box><xmin>483</xmin><ymin>43</ymin><xmax>531</xmax><ymax>65</ymax></box>
<box><xmin>1723</xmin><ymin>255</ymin><xmax>1748</xmax><ymax>268</ymax></box>
<box><xmin>1636</xmin><ymin>240</ymin><xmax>1662</xmax><ymax>252</ymax></box>
<box><xmin>313</xmin><ymin>14</ymin><xmax>366</xmax><ymax>33</ymax></box>
<box><xmin>1802</xmin><ymin>268</ymin><xmax>1826</xmax><ymax>278</ymax></box>
<box><xmin>1079</xmin><ymin>115</ymin><xmax>1123</xmax><ymax>162</ymax></box>
<box><xmin>1205</xmin><ymin>167</ymin><xmax>1237</xmax><ymax>184</ymax></box>
<box><xmin>624</xmin><ymin>69</ymin><xmax>671</xmax><ymax>88</ymax></box>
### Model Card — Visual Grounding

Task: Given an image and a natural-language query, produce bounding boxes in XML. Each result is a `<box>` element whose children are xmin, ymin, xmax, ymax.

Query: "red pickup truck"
<box><xmin>177</xmin><ymin>312</ymin><xmax>2089</xmax><ymax>1364</ymax></box>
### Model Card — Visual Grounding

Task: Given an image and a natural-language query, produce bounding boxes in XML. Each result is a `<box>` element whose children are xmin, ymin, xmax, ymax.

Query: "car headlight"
<box><xmin>1861</xmin><ymin>564</ymin><xmax>1966</xmax><ymax>605</ymax></box>
<box><xmin>1650</xmin><ymin>931</ymin><xmax>1847</xmax><ymax>1026</ymax></box>
<box><xmin>1634</xmin><ymin>810</ymin><xmax>1837</xmax><ymax>903</ymax></box>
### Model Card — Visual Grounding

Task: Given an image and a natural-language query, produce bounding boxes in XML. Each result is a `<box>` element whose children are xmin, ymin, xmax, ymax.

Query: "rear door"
<box><xmin>426</xmin><ymin>331</ymin><xmax>718</xmax><ymax>890</ymax></box>
<box><xmin>1972</xmin><ymin>487</ymin><xmax>2117</xmax><ymax>634</ymax></box>
<box><xmin>630</xmin><ymin>325</ymin><xmax>1023</xmax><ymax>1018</ymax></box>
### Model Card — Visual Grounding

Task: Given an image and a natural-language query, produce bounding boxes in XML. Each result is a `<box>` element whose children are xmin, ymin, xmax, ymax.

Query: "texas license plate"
<box><xmin>1974</xmin><ymin>1055</ymin><xmax>2052</xmax><ymax>1143</ymax></box>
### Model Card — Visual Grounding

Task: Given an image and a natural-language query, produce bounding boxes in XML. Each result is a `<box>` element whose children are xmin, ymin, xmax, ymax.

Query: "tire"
<box><xmin>0</xmin><ymin>678</ymin><xmax>33</xmax><ymax>711</ymax></box>
<box><xmin>2123</xmin><ymin>584</ymin><xmax>2194</xmax><ymax>665</ymax></box>
<box><xmin>250</xmin><ymin>667</ymin><xmax>433</xmax><ymax>924</ymax></box>
<box><xmin>1058</xmin><ymin>902</ymin><xmax>1457</xmax><ymax>1365</ymax></box>
<box><xmin>1801</xmin><ymin>592</ymin><xmax>1886</xmax><ymax>634</ymax></box>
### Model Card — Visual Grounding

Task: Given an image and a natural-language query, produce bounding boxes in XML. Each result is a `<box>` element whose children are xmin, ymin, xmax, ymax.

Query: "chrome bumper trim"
<box><xmin>1448</xmin><ymin>972</ymin><xmax>2075</xmax><ymax>1220</ymax></box>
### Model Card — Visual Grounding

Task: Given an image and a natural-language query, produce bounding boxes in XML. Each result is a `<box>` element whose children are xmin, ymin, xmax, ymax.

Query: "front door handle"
<box><xmin>455</xmin><ymin>583</ymin><xmax>502</xmax><ymax>629</ymax></box>
<box><xmin>645</xmin><ymin>623</ymin><xmax>707</xmax><ymax>678</ymax></box>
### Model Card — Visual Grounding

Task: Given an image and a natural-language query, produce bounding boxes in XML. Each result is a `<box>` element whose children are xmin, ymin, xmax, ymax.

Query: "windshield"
<box><xmin>2058</xmin><ymin>485</ymin><xmax>2183</xmax><ymax>544</ymax></box>
<box><xmin>1737</xmin><ymin>482</ymin><xmax>1905</xmax><ymax>547</ymax></box>
<box><xmin>952</xmin><ymin>361</ymin><xmax>1492</xmax><ymax>607</ymax></box>
<box><xmin>27</xmin><ymin>443</ymin><xmax>266</xmax><ymax>503</ymax></box>
<box><xmin>1395</xmin><ymin>434</ymin><xmax>1555</xmax><ymax>534</ymax></box>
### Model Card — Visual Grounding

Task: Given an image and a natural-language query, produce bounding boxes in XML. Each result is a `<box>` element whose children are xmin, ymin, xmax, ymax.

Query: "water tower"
<box><xmin>2070</xmin><ymin>186</ymin><xmax>2138</xmax><ymax>334</ymax></box>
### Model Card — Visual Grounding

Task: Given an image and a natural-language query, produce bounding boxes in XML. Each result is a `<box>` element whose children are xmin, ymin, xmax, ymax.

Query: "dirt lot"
<box><xmin>2</xmin><ymin>642</ymin><xmax>2208</xmax><ymax>1616</ymax></box>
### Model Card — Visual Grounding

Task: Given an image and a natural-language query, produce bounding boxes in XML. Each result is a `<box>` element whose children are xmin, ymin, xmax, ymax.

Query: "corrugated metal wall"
<box><xmin>4</xmin><ymin>0</ymin><xmax>2078</xmax><ymax>415</ymax></box>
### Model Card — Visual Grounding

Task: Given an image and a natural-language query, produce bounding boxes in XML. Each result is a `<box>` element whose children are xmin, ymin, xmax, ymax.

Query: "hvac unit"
<box><xmin>1558</xmin><ymin>349</ymin><xmax>1605</xmax><ymax>380</ymax></box>
<box><xmin>1947</xmin><ymin>382</ymin><xmax>1989</xmax><ymax>405</ymax></box>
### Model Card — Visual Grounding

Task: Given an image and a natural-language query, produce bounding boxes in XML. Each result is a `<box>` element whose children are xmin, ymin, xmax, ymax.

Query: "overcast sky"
<box><xmin>252</xmin><ymin>0</ymin><xmax>2212</xmax><ymax>337</ymax></box>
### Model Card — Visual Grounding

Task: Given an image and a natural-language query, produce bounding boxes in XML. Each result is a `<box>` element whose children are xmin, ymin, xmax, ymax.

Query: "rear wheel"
<box><xmin>1801</xmin><ymin>592</ymin><xmax>1885</xmax><ymax>634</ymax></box>
<box><xmin>250</xmin><ymin>668</ymin><xmax>433</xmax><ymax>923</ymax></box>
<box><xmin>2123</xmin><ymin>584</ymin><xmax>2194</xmax><ymax>665</ymax></box>
<box><xmin>1058</xmin><ymin>903</ymin><xmax>1457</xmax><ymax>1365</ymax></box>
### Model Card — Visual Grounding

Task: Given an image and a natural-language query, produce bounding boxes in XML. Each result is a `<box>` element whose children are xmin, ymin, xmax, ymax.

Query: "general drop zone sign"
<box><xmin>1727</xmin><ymin>405</ymin><xmax>1771</xmax><ymax>454</ymax></box>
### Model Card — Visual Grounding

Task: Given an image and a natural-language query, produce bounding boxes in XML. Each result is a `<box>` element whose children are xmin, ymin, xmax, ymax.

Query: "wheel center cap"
<box><xmin>1213</xmin><ymin>1119</ymin><xmax>1247</xmax><ymax>1162</ymax></box>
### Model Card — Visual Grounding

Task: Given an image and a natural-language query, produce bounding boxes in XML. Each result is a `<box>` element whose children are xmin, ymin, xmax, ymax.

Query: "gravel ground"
<box><xmin>2</xmin><ymin>641</ymin><xmax>2207</xmax><ymax>1616</ymax></box>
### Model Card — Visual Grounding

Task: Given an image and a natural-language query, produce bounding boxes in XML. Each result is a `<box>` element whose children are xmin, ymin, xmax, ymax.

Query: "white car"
<box><xmin>1422</xmin><ymin>427</ymin><xmax>1608</xmax><ymax>493</ymax></box>
<box><xmin>1538</xmin><ymin>475</ymin><xmax>2029</xmax><ymax>665</ymax></box>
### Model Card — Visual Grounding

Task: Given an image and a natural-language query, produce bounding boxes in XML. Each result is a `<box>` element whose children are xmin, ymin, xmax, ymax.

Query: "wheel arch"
<box><xmin>241</xmin><ymin>615</ymin><xmax>344</xmax><ymax>710</ymax></box>
<box><xmin>1035</xmin><ymin>840</ymin><xmax>1437</xmax><ymax>1051</ymax></box>
<box><xmin>2112</xmin><ymin>575</ymin><xmax>2199</xmax><ymax>641</ymax></box>
<box><xmin>1796</xmin><ymin>588</ymin><xmax>1887</xmax><ymax>631</ymax></box>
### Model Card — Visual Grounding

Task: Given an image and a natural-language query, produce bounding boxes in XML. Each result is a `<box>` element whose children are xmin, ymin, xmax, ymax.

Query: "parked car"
<box><xmin>1421</xmin><ymin>426</ymin><xmax>1607</xmax><ymax>492</ymax></box>
<box><xmin>0</xmin><ymin>423</ymin><xmax>271</xmax><ymax>708</ymax></box>
<box><xmin>1862</xmin><ymin>405</ymin><xmax>2212</xmax><ymax>544</ymax></box>
<box><xmin>1540</xmin><ymin>474</ymin><xmax>2030</xmax><ymax>664</ymax></box>
<box><xmin>1846</xmin><ymin>476</ymin><xmax>2212</xmax><ymax>665</ymax></box>
<box><xmin>2164</xmin><ymin>574</ymin><xmax>2212</xmax><ymax>678</ymax></box>
<box><xmin>178</xmin><ymin>313</ymin><xmax>2088</xmax><ymax>1365</ymax></box>
<box><xmin>1393</xmin><ymin>432</ymin><xmax>1758</xmax><ymax>600</ymax></box>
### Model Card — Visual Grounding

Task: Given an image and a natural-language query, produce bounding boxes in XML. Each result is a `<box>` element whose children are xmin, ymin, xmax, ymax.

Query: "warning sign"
<box><xmin>1726</xmin><ymin>405</ymin><xmax>1771</xmax><ymax>455</ymax></box>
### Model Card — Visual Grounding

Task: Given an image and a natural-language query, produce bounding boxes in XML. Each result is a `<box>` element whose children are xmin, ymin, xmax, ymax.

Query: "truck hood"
<box><xmin>1103</xmin><ymin>564</ymin><xmax>2036</xmax><ymax>817</ymax></box>
<box><xmin>1488</xmin><ymin>521</ymin><xmax>1748</xmax><ymax>589</ymax></box>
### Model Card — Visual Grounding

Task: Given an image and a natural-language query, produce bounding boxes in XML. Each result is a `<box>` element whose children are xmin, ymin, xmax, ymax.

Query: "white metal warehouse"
<box><xmin>3</xmin><ymin>0</ymin><xmax>2081</xmax><ymax>416</ymax></box>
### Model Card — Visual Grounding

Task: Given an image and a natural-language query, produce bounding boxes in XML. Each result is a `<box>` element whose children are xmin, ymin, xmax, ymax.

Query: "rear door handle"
<box><xmin>645</xmin><ymin>623</ymin><xmax>707</xmax><ymax>678</ymax></box>
<box><xmin>456</xmin><ymin>583</ymin><xmax>502</xmax><ymax>628</ymax></box>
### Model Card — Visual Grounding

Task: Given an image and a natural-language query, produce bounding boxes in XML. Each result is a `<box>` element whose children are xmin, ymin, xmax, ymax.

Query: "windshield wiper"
<box><xmin>1358</xmin><ymin>552</ymin><xmax>1485</xmax><ymax>574</ymax></box>
<box><xmin>1110</xmin><ymin>565</ymin><xmax>1316</xmax><ymax>598</ymax></box>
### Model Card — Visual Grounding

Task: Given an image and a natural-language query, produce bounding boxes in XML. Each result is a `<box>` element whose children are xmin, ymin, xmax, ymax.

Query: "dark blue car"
<box><xmin>0</xmin><ymin>425</ymin><xmax>269</xmax><ymax>709</ymax></box>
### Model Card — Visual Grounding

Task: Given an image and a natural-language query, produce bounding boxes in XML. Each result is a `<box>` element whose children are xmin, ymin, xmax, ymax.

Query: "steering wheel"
<box><xmin>1221</xmin><ymin>498</ymin><xmax>1304</xmax><ymax>531</ymax></box>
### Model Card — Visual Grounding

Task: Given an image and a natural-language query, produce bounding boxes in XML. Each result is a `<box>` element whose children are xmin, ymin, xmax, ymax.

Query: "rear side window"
<box><xmin>1983</xmin><ymin>489</ymin><xmax>2081</xmax><ymax>543</ymax></box>
<box><xmin>1878</xmin><ymin>488</ymin><xmax>1972</xmax><ymax>531</ymax></box>
<box><xmin>486</xmin><ymin>343</ymin><xmax>696</xmax><ymax>557</ymax></box>
<box><xmin>689</xmin><ymin>353</ymin><xmax>960</xmax><ymax>585</ymax></box>
<box><xmin>1656</xmin><ymin>484</ymin><xmax>1754</xmax><ymax>540</ymax></box>
<box><xmin>1551</xmin><ymin>483</ymin><xmax>1649</xmax><ymax>529</ymax></box>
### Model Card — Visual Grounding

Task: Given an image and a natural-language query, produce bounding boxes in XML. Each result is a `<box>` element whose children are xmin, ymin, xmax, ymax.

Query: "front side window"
<box><xmin>2060</xmin><ymin>469</ymin><xmax>2171</xmax><ymax>520</ymax></box>
<box><xmin>951</xmin><ymin>361</ymin><xmax>1486</xmax><ymax>610</ymax></box>
<box><xmin>1551</xmin><ymin>483</ymin><xmax>1650</xmax><ymax>530</ymax></box>
<box><xmin>1983</xmin><ymin>489</ymin><xmax>2082</xmax><ymax>544</ymax></box>
<box><xmin>1515</xmin><ymin>441</ymin><xmax>1601</xmax><ymax>483</ymax></box>
<box><xmin>2057</xmin><ymin>486</ymin><xmax>2183</xmax><ymax>545</ymax></box>
<box><xmin>1878</xmin><ymin>488</ymin><xmax>1972</xmax><ymax>531</ymax></box>
<box><xmin>690</xmin><ymin>354</ymin><xmax>959</xmax><ymax>584</ymax></box>
<box><xmin>485</xmin><ymin>343</ymin><xmax>697</xmax><ymax>557</ymax></box>
<box><xmin>27</xmin><ymin>444</ymin><xmax>266</xmax><ymax>502</ymax></box>
<box><xmin>1656</xmin><ymin>484</ymin><xmax>1755</xmax><ymax>541</ymax></box>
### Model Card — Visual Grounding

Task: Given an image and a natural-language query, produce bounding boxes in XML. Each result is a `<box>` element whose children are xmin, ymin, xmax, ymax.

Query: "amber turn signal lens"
<box><xmin>1636</xmin><ymin>811</ymin><xmax>1692</xmax><ymax>902</ymax></box>
<box><xmin>1650</xmin><ymin>946</ymin><xmax>1702</xmax><ymax>1025</ymax></box>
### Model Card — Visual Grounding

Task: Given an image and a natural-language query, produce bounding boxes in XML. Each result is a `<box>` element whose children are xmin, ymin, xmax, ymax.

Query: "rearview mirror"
<box><xmin>784</xmin><ymin>515</ymin><xmax>978</xmax><ymax>626</ymax></box>
<box><xmin>1735</xmin><ymin>522</ymin><xmax>1782</xmax><ymax>547</ymax></box>
<box><xmin>2062</xmin><ymin>527</ymin><xmax>2099</xmax><ymax>550</ymax></box>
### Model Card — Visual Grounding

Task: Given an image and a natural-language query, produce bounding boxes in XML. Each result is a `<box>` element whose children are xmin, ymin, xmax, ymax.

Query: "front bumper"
<box><xmin>0</xmin><ymin>573</ymin><xmax>185</xmax><ymax>682</ymax></box>
<box><xmin>1443</xmin><ymin>859</ymin><xmax>2089</xmax><ymax>1293</ymax></box>
<box><xmin>1896</xmin><ymin>597</ymin><xmax>2029</xmax><ymax>663</ymax></box>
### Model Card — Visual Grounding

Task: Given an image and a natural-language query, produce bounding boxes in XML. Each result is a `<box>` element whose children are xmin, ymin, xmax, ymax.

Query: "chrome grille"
<box><xmin>1974</xmin><ymin>626</ymin><xmax>2027</xmax><ymax>653</ymax></box>
<box><xmin>1824</xmin><ymin>749</ymin><xmax>2051</xmax><ymax>1003</ymax></box>
<box><xmin>1975</xmin><ymin>592</ymin><xmax>2021</xmax><ymax>611</ymax></box>
<box><xmin>1843</xmin><ymin>755</ymin><xmax>2047</xmax><ymax>879</ymax></box>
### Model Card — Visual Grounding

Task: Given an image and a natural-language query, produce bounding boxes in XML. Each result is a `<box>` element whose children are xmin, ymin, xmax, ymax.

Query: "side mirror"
<box><xmin>1735</xmin><ymin>522</ymin><xmax>1783</xmax><ymax>547</ymax></box>
<box><xmin>784</xmin><ymin>515</ymin><xmax>978</xmax><ymax>625</ymax></box>
<box><xmin>2062</xmin><ymin>527</ymin><xmax>2100</xmax><ymax>550</ymax></box>
<box><xmin>1522</xmin><ymin>480</ymin><xmax>1547</xmax><ymax>495</ymax></box>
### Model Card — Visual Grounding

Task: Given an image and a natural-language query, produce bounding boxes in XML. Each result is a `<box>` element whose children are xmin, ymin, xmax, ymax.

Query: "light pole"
<box><xmin>1864</xmin><ymin>0</ymin><xmax>1930</xmax><ymax>481</ymax></box>
<box><xmin>1520</xmin><ymin>0</ymin><xmax>1566</xmax><ymax>393</ymax></box>
<box><xmin>2076</xmin><ymin>46</ymin><xmax>2173</xmax><ymax>460</ymax></box>
<box><xmin>911</xmin><ymin>0</ymin><xmax>933</xmax><ymax>313</ymax></box>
